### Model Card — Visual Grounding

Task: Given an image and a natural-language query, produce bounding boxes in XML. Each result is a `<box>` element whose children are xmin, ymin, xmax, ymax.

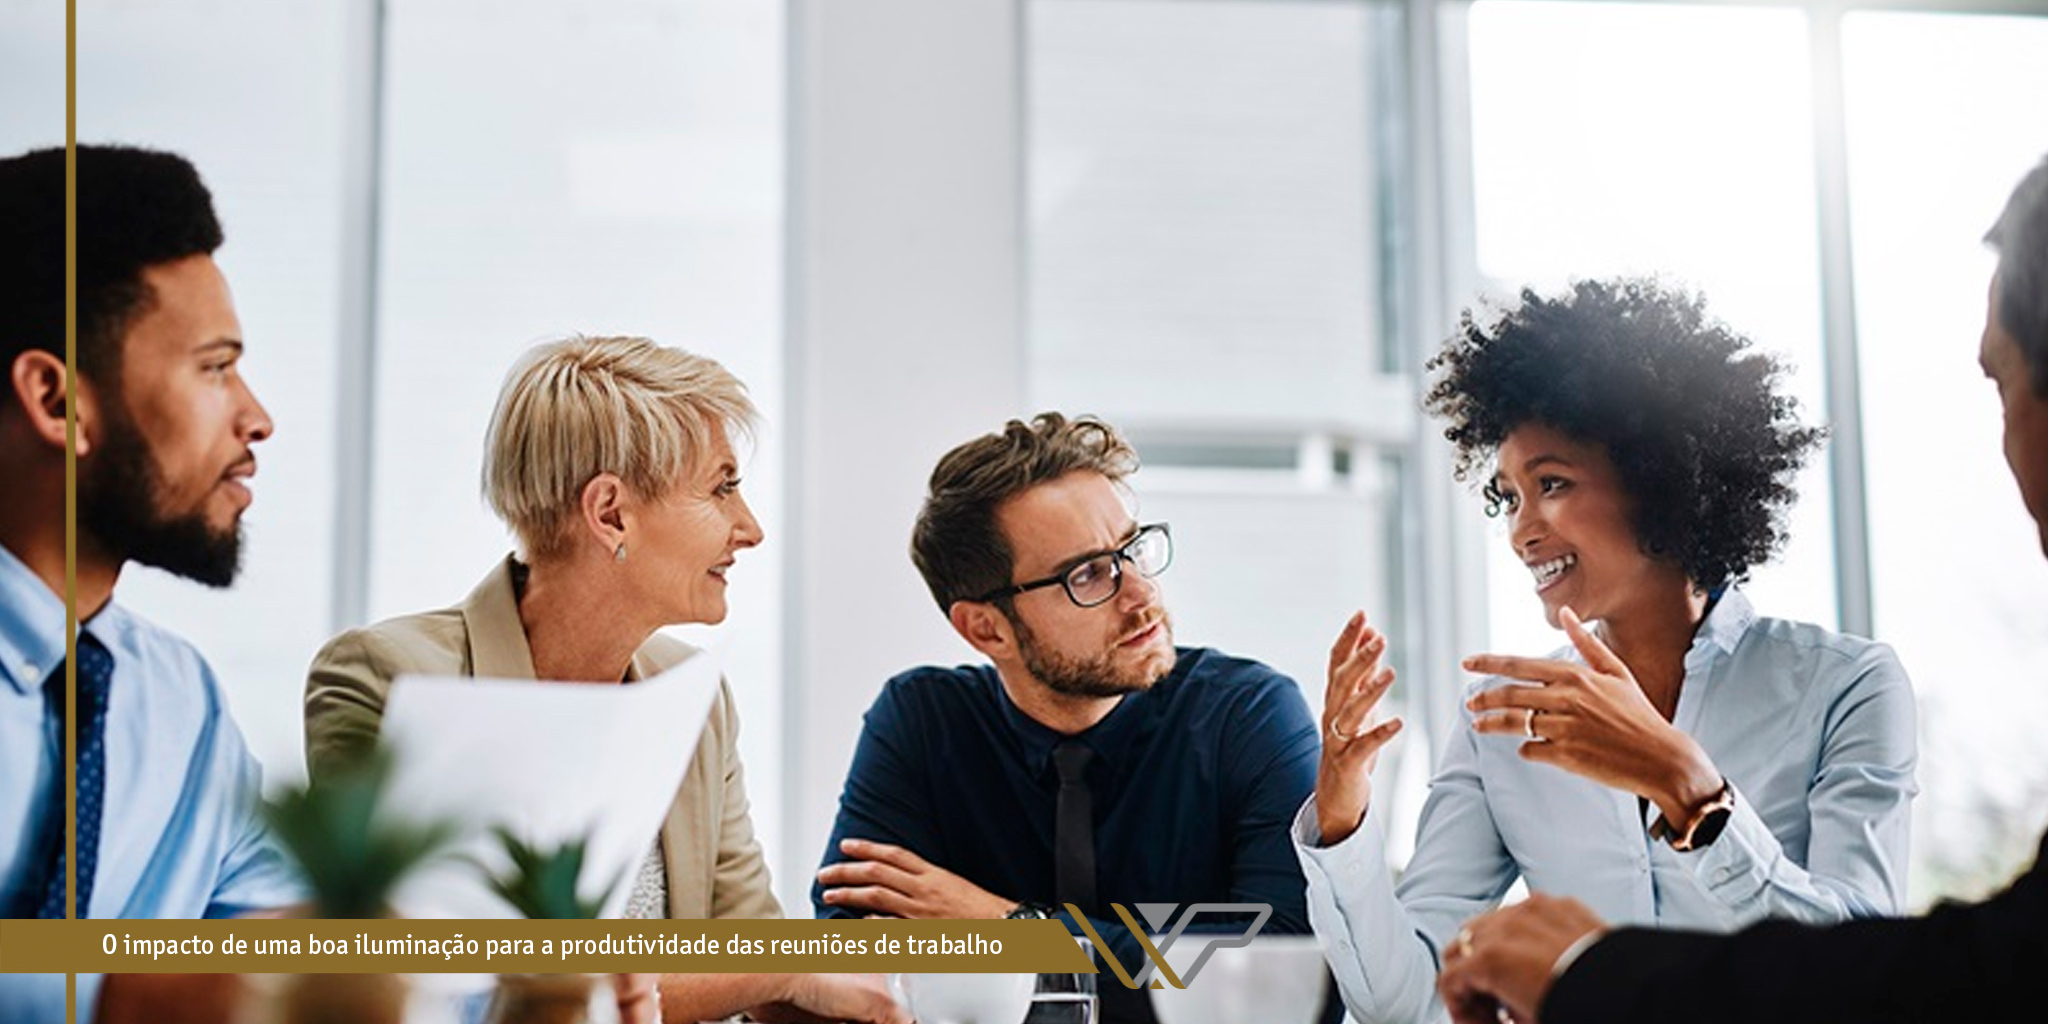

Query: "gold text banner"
<box><xmin>0</xmin><ymin>919</ymin><xmax>1096</xmax><ymax>974</ymax></box>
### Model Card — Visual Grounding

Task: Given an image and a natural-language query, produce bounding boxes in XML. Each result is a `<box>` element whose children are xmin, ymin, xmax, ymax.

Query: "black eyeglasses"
<box><xmin>975</xmin><ymin>523</ymin><xmax>1173</xmax><ymax>608</ymax></box>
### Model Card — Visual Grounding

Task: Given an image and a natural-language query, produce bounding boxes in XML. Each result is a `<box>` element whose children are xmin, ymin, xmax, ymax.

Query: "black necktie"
<box><xmin>30</xmin><ymin>633</ymin><xmax>114</xmax><ymax>918</ymax></box>
<box><xmin>1053</xmin><ymin>741</ymin><xmax>1159</xmax><ymax>1024</ymax></box>
<box><xmin>1052</xmin><ymin>739</ymin><xmax>1097</xmax><ymax>913</ymax></box>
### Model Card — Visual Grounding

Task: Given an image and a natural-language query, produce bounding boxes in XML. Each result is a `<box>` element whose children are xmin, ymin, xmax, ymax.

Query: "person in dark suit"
<box><xmin>1432</xmin><ymin>154</ymin><xmax>2048</xmax><ymax>1024</ymax></box>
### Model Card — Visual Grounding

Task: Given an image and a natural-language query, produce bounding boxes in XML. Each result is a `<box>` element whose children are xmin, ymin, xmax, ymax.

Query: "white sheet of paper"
<box><xmin>375</xmin><ymin>650</ymin><xmax>721</xmax><ymax>920</ymax></box>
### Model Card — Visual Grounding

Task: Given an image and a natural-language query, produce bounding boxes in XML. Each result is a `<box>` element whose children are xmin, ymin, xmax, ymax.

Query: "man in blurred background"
<box><xmin>814</xmin><ymin>412</ymin><xmax>1323</xmax><ymax>1024</ymax></box>
<box><xmin>1433</xmin><ymin>154</ymin><xmax>2048</xmax><ymax>1024</ymax></box>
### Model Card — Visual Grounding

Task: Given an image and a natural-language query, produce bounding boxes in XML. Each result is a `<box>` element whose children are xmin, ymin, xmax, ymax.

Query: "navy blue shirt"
<box><xmin>815</xmin><ymin>646</ymin><xmax>1320</xmax><ymax>1008</ymax></box>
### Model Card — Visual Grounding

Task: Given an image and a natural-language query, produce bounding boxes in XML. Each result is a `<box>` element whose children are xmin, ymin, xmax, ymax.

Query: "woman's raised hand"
<box><xmin>1462</xmin><ymin>607</ymin><xmax>1722</xmax><ymax>827</ymax></box>
<box><xmin>1316</xmin><ymin>611</ymin><xmax>1404</xmax><ymax>846</ymax></box>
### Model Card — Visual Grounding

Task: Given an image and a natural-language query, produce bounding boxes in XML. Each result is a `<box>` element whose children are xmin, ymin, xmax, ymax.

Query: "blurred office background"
<box><xmin>4</xmin><ymin>0</ymin><xmax>2045</xmax><ymax>913</ymax></box>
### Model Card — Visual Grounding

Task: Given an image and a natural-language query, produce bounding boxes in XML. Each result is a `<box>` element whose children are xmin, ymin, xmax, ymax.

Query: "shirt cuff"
<box><xmin>80</xmin><ymin>974</ymin><xmax>103</xmax><ymax>1024</ymax></box>
<box><xmin>1291</xmin><ymin>794</ymin><xmax>1391</xmax><ymax>879</ymax></box>
<box><xmin>1549</xmin><ymin>929</ymin><xmax>1606</xmax><ymax>980</ymax></box>
<box><xmin>1655</xmin><ymin>782</ymin><xmax>1780</xmax><ymax>907</ymax></box>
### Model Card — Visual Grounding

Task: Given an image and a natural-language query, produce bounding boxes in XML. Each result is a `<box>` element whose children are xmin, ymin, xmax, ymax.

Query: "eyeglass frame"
<box><xmin>971</xmin><ymin>522</ymin><xmax>1173</xmax><ymax>608</ymax></box>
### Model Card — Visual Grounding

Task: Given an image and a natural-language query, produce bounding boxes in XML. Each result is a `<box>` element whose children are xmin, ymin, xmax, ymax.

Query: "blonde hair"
<box><xmin>483</xmin><ymin>335</ymin><xmax>757</xmax><ymax>559</ymax></box>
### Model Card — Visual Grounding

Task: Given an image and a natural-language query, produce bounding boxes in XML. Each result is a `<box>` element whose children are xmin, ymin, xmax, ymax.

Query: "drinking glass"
<box><xmin>1024</xmin><ymin>935</ymin><xmax>1098</xmax><ymax>1024</ymax></box>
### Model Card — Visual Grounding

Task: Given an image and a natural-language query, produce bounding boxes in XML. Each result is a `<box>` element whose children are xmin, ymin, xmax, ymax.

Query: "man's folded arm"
<box><xmin>1546</xmin><ymin>855</ymin><xmax>2048</xmax><ymax>1024</ymax></box>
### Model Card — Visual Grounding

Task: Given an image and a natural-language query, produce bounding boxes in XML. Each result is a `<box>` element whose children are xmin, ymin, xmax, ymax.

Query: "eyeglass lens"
<box><xmin>1064</xmin><ymin>528</ymin><xmax>1170</xmax><ymax>606</ymax></box>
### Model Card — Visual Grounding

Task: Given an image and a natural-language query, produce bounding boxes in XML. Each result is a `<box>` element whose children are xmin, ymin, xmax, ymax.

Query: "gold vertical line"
<box><xmin>65</xmin><ymin>0</ymin><xmax>82</xmax><ymax>1021</ymax></box>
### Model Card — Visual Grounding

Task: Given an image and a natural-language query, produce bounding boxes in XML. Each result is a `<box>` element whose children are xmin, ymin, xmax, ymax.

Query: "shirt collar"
<box><xmin>0</xmin><ymin>541</ymin><xmax>69</xmax><ymax>695</ymax></box>
<box><xmin>1003</xmin><ymin>647</ymin><xmax>1195</xmax><ymax>778</ymax></box>
<box><xmin>81</xmin><ymin>597</ymin><xmax>139</xmax><ymax>660</ymax></box>
<box><xmin>1688</xmin><ymin>586</ymin><xmax>1756</xmax><ymax>661</ymax></box>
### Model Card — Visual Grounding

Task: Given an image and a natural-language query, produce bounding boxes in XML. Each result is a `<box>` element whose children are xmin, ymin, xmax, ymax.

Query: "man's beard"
<box><xmin>79</xmin><ymin>406</ymin><xmax>243</xmax><ymax>588</ymax></box>
<box><xmin>1012</xmin><ymin>609</ymin><xmax>1174</xmax><ymax>698</ymax></box>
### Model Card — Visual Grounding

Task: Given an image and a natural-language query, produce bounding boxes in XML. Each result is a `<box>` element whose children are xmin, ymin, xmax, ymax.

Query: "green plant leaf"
<box><xmin>481</xmin><ymin>827</ymin><xmax>629</xmax><ymax>920</ymax></box>
<box><xmin>264</xmin><ymin>748</ymin><xmax>459</xmax><ymax>919</ymax></box>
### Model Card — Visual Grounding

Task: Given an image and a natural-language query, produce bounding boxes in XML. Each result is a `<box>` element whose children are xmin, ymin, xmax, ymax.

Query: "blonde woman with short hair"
<box><xmin>305</xmin><ymin>335</ymin><xmax>907</xmax><ymax>1024</ymax></box>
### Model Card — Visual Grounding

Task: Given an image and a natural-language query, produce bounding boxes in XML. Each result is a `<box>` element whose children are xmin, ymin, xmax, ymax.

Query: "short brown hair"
<box><xmin>911</xmin><ymin>412</ymin><xmax>1139</xmax><ymax>611</ymax></box>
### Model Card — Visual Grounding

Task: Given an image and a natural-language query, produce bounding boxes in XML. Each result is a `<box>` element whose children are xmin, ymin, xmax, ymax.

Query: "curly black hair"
<box><xmin>1424</xmin><ymin>278</ymin><xmax>1825</xmax><ymax>591</ymax></box>
<box><xmin>0</xmin><ymin>144</ymin><xmax>224</xmax><ymax>386</ymax></box>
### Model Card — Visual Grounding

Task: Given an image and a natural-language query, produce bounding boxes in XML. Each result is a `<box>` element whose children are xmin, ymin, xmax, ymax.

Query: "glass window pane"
<box><xmin>1029</xmin><ymin>0</ymin><xmax>1385</xmax><ymax>427</ymax></box>
<box><xmin>372</xmin><ymin>0</ymin><xmax>787</xmax><ymax>853</ymax></box>
<box><xmin>1844</xmin><ymin>10</ymin><xmax>2048</xmax><ymax>905</ymax></box>
<box><xmin>1467</xmin><ymin>0</ymin><xmax>1836</xmax><ymax>658</ymax></box>
<box><xmin>1130</xmin><ymin>458</ymin><xmax>1395</xmax><ymax>723</ymax></box>
<box><xmin>0</xmin><ymin>1</ymin><xmax>64</xmax><ymax>150</ymax></box>
<box><xmin>71</xmin><ymin>1</ymin><xmax>350</xmax><ymax>785</ymax></box>
<box><xmin>1028</xmin><ymin>0</ymin><xmax>1406</xmax><ymax>731</ymax></box>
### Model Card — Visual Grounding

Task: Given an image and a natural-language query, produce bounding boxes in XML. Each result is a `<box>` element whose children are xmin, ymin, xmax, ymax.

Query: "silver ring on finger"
<box><xmin>1327</xmin><ymin>719</ymin><xmax>1350</xmax><ymax>744</ymax></box>
<box><xmin>1524</xmin><ymin>708</ymin><xmax>1542</xmax><ymax>740</ymax></box>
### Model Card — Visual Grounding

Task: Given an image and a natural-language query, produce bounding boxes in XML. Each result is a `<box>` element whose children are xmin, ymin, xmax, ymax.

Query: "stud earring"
<box><xmin>614</xmin><ymin>543</ymin><xmax>627</xmax><ymax>563</ymax></box>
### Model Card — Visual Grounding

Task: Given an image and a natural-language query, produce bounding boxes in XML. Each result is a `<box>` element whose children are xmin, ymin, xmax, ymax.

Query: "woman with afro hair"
<box><xmin>1292</xmin><ymin>278</ymin><xmax>1918</xmax><ymax>1024</ymax></box>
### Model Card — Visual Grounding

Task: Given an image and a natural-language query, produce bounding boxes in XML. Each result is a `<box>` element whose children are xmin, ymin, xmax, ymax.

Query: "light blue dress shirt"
<box><xmin>1</xmin><ymin>543</ymin><xmax>303</xmax><ymax>1022</ymax></box>
<box><xmin>1294</xmin><ymin>590</ymin><xmax>1918</xmax><ymax>1024</ymax></box>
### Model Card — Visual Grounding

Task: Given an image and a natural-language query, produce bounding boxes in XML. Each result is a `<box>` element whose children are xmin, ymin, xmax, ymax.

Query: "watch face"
<box><xmin>1660</xmin><ymin>782</ymin><xmax>1737</xmax><ymax>851</ymax></box>
<box><xmin>1691</xmin><ymin>805</ymin><xmax>1734</xmax><ymax>848</ymax></box>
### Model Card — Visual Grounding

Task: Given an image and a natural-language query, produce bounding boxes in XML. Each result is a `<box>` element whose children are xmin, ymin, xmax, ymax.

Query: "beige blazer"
<box><xmin>302</xmin><ymin>555</ymin><xmax>781</xmax><ymax>921</ymax></box>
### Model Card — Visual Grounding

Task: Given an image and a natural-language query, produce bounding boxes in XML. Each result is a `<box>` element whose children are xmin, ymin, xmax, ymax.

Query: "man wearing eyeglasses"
<box><xmin>814</xmin><ymin>413</ymin><xmax>1322</xmax><ymax>1024</ymax></box>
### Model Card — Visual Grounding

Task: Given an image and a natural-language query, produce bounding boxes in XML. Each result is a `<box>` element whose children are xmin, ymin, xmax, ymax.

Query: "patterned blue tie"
<box><xmin>34</xmin><ymin>632</ymin><xmax>114</xmax><ymax>918</ymax></box>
